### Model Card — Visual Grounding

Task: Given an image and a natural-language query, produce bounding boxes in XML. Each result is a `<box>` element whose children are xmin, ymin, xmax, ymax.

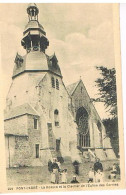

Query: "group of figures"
<box><xmin>88</xmin><ymin>158</ymin><xmax>104</xmax><ymax>183</ymax></box>
<box><xmin>48</xmin><ymin>158</ymin><xmax>79</xmax><ymax>184</ymax></box>
<box><xmin>48</xmin><ymin>158</ymin><xmax>120</xmax><ymax>184</ymax></box>
<box><xmin>88</xmin><ymin>159</ymin><xmax>120</xmax><ymax>183</ymax></box>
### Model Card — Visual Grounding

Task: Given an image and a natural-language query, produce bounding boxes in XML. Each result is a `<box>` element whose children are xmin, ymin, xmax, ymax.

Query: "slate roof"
<box><xmin>13</xmin><ymin>51</ymin><xmax>62</xmax><ymax>78</ymax></box>
<box><xmin>4</xmin><ymin>103</ymin><xmax>39</xmax><ymax>120</ymax></box>
<box><xmin>24</xmin><ymin>20</ymin><xmax>45</xmax><ymax>34</ymax></box>
<box><xmin>66</xmin><ymin>80</ymin><xmax>81</xmax><ymax>96</ymax></box>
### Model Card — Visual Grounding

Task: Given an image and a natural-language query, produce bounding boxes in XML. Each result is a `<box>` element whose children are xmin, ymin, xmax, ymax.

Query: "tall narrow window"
<box><xmin>35</xmin><ymin>144</ymin><xmax>39</xmax><ymax>158</ymax></box>
<box><xmin>54</xmin><ymin>109</ymin><xmax>59</xmax><ymax>126</ymax></box>
<box><xmin>56</xmin><ymin>139</ymin><xmax>61</xmax><ymax>151</ymax></box>
<box><xmin>81</xmin><ymin>87</ymin><xmax>83</xmax><ymax>93</ymax></box>
<box><xmin>56</xmin><ymin>79</ymin><xmax>59</xmax><ymax>90</ymax></box>
<box><xmin>34</xmin><ymin>118</ymin><xmax>38</xmax><ymax>129</ymax></box>
<box><xmin>51</xmin><ymin>77</ymin><xmax>55</xmax><ymax>88</ymax></box>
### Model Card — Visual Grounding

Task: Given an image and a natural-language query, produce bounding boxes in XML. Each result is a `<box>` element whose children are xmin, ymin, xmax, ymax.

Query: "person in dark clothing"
<box><xmin>94</xmin><ymin>158</ymin><xmax>103</xmax><ymax>173</ymax></box>
<box><xmin>48</xmin><ymin>159</ymin><xmax>53</xmax><ymax>172</ymax></box>
<box><xmin>71</xmin><ymin>176</ymin><xmax>79</xmax><ymax>183</ymax></box>
<box><xmin>73</xmin><ymin>160</ymin><xmax>80</xmax><ymax>175</ymax></box>
<box><xmin>52</xmin><ymin>159</ymin><xmax>59</xmax><ymax>171</ymax></box>
<box><xmin>51</xmin><ymin>158</ymin><xmax>60</xmax><ymax>184</ymax></box>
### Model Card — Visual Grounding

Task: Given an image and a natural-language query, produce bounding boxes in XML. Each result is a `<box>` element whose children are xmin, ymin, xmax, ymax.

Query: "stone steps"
<box><xmin>48</xmin><ymin>123</ymin><xmax>64</xmax><ymax>162</ymax></box>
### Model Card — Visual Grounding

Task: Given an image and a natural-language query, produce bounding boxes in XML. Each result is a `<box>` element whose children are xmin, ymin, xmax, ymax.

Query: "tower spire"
<box><xmin>27</xmin><ymin>3</ymin><xmax>39</xmax><ymax>21</ymax></box>
<box><xmin>21</xmin><ymin>3</ymin><xmax>49</xmax><ymax>53</ymax></box>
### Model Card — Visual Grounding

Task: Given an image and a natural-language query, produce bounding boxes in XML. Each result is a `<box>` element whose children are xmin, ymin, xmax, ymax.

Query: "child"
<box><xmin>108</xmin><ymin>163</ymin><xmax>117</xmax><ymax>180</ymax></box>
<box><xmin>61</xmin><ymin>169</ymin><xmax>67</xmax><ymax>183</ymax></box>
<box><xmin>71</xmin><ymin>175</ymin><xmax>79</xmax><ymax>183</ymax></box>
<box><xmin>88</xmin><ymin>167</ymin><xmax>94</xmax><ymax>183</ymax></box>
<box><xmin>51</xmin><ymin>169</ymin><xmax>55</xmax><ymax>183</ymax></box>
<box><xmin>95</xmin><ymin>169</ymin><xmax>104</xmax><ymax>183</ymax></box>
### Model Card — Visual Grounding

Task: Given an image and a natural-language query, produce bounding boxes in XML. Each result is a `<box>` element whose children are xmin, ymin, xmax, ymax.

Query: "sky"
<box><xmin>0</xmin><ymin>3</ymin><xmax>116</xmax><ymax>119</ymax></box>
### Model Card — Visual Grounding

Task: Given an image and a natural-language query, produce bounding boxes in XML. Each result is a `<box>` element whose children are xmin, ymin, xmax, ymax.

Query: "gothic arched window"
<box><xmin>54</xmin><ymin>109</ymin><xmax>59</xmax><ymax>126</ymax></box>
<box><xmin>76</xmin><ymin>107</ymin><xmax>90</xmax><ymax>148</ymax></box>
<box><xmin>56</xmin><ymin>79</ymin><xmax>59</xmax><ymax>90</ymax></box>
<box><xmin>51</xmin><ymin>77</ymin><xmax>55</xmax><ymax>88</ymax></box>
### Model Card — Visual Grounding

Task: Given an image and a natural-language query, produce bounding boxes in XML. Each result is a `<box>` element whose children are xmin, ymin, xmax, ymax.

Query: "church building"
<box><xmin>4</xmin><ymin>4</ymin><xmax>116</xmax><ymax>168</ymax></box>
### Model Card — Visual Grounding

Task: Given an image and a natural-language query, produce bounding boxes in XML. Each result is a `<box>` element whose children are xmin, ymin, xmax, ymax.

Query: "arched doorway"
<box><xmin>76</xmin><ymin>107</ymin><xmax>90</xmax><ymax>148</ymax></box>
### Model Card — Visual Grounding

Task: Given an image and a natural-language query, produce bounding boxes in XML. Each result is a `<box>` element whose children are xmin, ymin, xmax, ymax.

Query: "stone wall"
<box><xmin>5</xmin><ymin>114</ymin><xmax>42</xmax><ymax>167</ymax></box>
<box><xmin>5</xmin><ymin>71</ymin><xmax>82</xmax><ymax>166</ymax></box>
<box><xmin>27</xmin><ymin>115</ymin><xmax>42</xmax><ymax>166</ymax></box>
<box><xmin>33</xmin><ymin>72</ymin><xmax>80</xmax><ymax>162</ymax></box>
<box><xmin>5</xmin><ymin>135</ymin><xmax>31</xmax><ymax>167</ymax></box>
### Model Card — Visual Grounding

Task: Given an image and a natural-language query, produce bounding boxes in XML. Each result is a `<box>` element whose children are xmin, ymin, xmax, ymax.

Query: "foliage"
<box><xmin>102</xmin><ymin>118</ymin><xmax>119</xmax><ymax>157</ymax></box>
<box><xmin>102</xmin><ymin>118</ymin><xmax>118</xmax><ymax>139</ymax></box>
<box><xmin>95</xmin><ymin>66</ymin><xmax>117</xmax><ymax>118</ymax></box>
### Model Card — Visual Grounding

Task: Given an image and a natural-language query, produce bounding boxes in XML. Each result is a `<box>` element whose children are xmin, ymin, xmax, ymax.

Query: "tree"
<box><xmin>95</xmin><ymin>66</ymin><xmax>117</xmax><ymax>118</ymax></box>
<box><xmin>102</xmin><ymin>118</ymin><xmax>119</xmax><ymax>157</ymax></box>
<box><xmin>95</xmin><ymin>66</ymin><xmax>119</xmax><ymax>156</ymax></box>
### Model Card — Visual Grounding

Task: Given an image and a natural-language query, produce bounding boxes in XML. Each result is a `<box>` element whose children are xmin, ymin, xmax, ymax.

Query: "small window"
<box><xmin>51</xmin><ymin>77</ymin><xmax>55</xmax><ymax>88</ymax></box>
<box><xmin>81</xmin><ymin>87</ymin><xmax>83</xmax><ymax>93</ymax></box>
<box><xmin>54</xmin><ymin>109</ymin><xmax>59</xmax><ymax>126</ymax></box>
<box><xmin>34</xmin><ymin>118</ymin><xmax>38</xmax><ymax>129</ymax></box>
<box><xmin>35</xmin><ymin>144</ymin><xmax>39</xmax><ymax>158</ymax></box>
<box><xmin>55</xmin><ymin>121</ymin><xmax>59</xmax><ymax>126</ymax></box>
<box><xmin>56</xmin><ymin>79</ymin><xmax>59</xmax><ymax>90</ymax></box>
<box><xmin>54</xmin><ymin>109</ymin><xmax>59</xmax><ymax>115</ymax></box>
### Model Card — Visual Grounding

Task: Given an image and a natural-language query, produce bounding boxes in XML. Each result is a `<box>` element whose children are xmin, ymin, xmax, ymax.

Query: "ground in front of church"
<box><xmin>6</xmin><ymin>160</ymin><xmax>120</xmax><ymax>186</ymax></box>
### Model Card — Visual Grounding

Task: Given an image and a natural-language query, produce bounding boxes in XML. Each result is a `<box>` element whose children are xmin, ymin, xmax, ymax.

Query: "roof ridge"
<box><xmin>71</xmin><ymin>80</ymin><xmax>81</xmax><ymax>95</ymax></box>
<box><xmin>28</xmin><ymin>103</ymin><xmax>40</xmax><ymax>116</ymax></box>
<box><xmin>66</xmin><ymin>79</ymin><xmax>81</xmax><ymax>96</ymax></box>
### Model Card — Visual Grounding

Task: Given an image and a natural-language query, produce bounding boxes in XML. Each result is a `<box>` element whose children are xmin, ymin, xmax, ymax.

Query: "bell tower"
<box><xmin>27</xmin><ymin>3</ymin><xmax>39</xmax><ymax>21</ymax></box>
<box><xmin>21</xmin><ymin>3</ymin><xmax>49</xmax><ymax>53</ymax></box>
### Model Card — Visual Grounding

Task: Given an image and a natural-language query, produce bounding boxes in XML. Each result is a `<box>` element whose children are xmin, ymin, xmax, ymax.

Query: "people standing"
<box><xmin>94</xmin><ymin>158</ymin><xmax>104</xmax><ymax>183</ymax></box>
<box><xmin>48</xmin><ymin>159</ymin><xmax>53</xmax><ymax>173</ymax></box>
<box><xmin>51</xmin><ymin>170</ymin><xmax>55</xmax><ymax>183</ymax></box>
<box><xmin>108</xmin><ymin>163</ymin><xmax>118</xmax><ymax>180</ymax></box>
<box><xmin>73</xmin><ymin>160</ymin><xmax>80</xmax><ymax>175</ymax></box>
<box><xmin>88</xmin><ymin>167</ymin><xmax>94</xmax><ymax>183</ymax></box>
<box><xmin>61</xmin><ymin>169</ymin><xmax>67</xmax><ymax>183</ymax></box>
<box><xmin>51</xmin><ymin>158</ymin><xmax>60</xmax><ymax>184</ymax></box>
<box><xmin>94</xmin><ymin>158</ymin><xmax>103</xmax><ymax>173</ymax></box>
<box><xmin>95</xmin><ymin>169</ymin><xmax>104</xmax><ymax>182</ymax></box>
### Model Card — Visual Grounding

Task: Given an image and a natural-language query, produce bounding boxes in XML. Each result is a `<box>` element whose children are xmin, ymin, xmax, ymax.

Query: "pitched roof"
<box><xmin>66</xmin><ymin>80</ymin><xmax>81</xmax><ymax>96</ymax></box>
<box><xmin>4</xmin><ymin>103</ymin><xmax>39</xmax><ymax>120</ymax></box>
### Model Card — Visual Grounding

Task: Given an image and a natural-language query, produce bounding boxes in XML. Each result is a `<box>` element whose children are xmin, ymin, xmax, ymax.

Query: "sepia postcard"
<box><xmin>0</xmin><ymin>3</ymin><xmax>125</xmax><ymax>193</ymax></box>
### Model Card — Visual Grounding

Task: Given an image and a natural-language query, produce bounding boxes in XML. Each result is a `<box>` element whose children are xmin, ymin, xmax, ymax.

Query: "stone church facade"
<box><xmin>4</xmin><ymin>4</ymin><xmax>116</xmax><ymax>168</ymax></box>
